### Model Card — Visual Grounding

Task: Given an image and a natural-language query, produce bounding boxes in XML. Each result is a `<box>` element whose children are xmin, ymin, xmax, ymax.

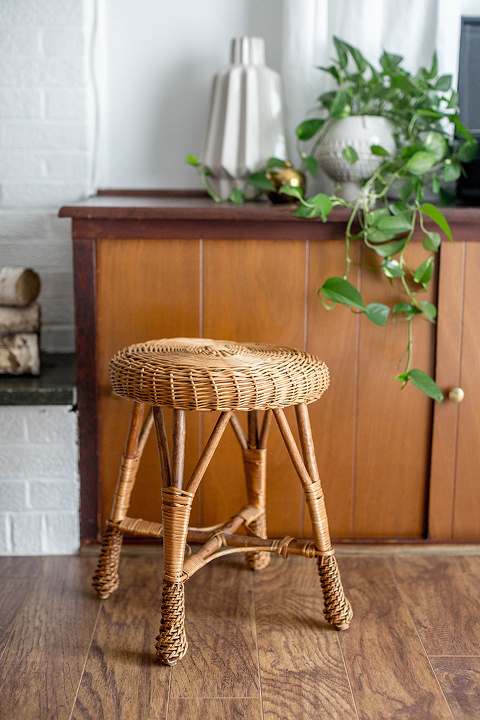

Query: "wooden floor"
<box><xmin>1</xmin><ymin>550</ymin><xmax>480</xmax><ymax>719</ymax></box>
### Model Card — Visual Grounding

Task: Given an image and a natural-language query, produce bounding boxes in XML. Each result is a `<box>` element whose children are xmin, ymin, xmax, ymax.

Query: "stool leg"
<box><xmin>92</xmin><ymin>402</ymin><xmax>151</xmax><ymax>599</ymax></box>
<box><xmin>155</xmin><ymin>409</ymin><xmax>193</xmax><ymax>666</ymax></box>
<box><xmin>157</xmin><ymin>578</ymin><xmax>187</xmax><ymax>666</ymax></box>
<box><xmin>245</xmin><ymin>410</ymin><xmax>271</xmax><ymax>570</ymax></box>
<box><xmin>274</xmin><ymin>405</ymin><xmax>353</xmax><ymax>631</ymax></box>
<box><xmin>92</xmin><ymin>525</ymin><xmax>124</xmax><ymax>599</ymax></box>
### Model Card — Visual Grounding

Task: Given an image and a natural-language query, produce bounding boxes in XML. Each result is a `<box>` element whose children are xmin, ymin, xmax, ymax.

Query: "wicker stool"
<box><xmin>92</xmin><ymin>338</ymin><xmax>353</xmax><ymax>665</ymax></box>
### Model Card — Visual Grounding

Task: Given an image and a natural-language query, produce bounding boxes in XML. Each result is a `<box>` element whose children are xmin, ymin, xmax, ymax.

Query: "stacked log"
<box><xmin>0</xmin><ymin>268</ymin><xmax>41</xmax><ymax>375</ymax></box>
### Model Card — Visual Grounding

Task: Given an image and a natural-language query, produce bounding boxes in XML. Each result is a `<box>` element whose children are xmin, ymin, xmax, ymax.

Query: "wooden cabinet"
<box><xmin>60</xmin><ymin>193</ymin><xmax>480</xmax><ymax>544</ymax></box>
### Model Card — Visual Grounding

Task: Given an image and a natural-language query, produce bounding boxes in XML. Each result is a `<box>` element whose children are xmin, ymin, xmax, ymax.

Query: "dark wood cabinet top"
<box><xmin>59</xmin><ymin>190</ymin><xmax>480</xmax><ymax>234</ymax></box>
<box><xmin>59</xmin><ymin>190</ymin><xmax>341</xmax><ymax>222</ymax></box>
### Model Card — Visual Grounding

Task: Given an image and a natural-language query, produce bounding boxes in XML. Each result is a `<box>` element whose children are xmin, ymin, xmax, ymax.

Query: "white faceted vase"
<box><xmin>203</xmin><ymin>37</ymin><xmax>287</xmax><ymax>198</ymax></box>
<box><xmin>317</xmin><ymin>116</ymin><xmax>396</xmax><ymax>202</ymax></box>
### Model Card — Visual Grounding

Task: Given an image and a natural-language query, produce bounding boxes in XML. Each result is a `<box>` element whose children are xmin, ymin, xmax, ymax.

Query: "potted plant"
<box><xmin>276</xmin><ymin>37</ymin><xmax>479</xmax><ymax>401</ymax></box>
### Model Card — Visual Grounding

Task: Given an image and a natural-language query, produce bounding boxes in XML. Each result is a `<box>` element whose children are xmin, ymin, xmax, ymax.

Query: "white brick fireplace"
<box><xmin>0</xmin><ymin>406</ymin><xmax>79</xmax><ymax>554</ymax></box>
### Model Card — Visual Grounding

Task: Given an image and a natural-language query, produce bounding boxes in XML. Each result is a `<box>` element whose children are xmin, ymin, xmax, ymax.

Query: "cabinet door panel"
<box><xmin>97</xmin><ymin>238</ymin><xmax>201</xmax><ymax>529</ymax></box>
<box><xmin>430</xmin><ymin>240</ymin><xmax>480</xmax><ymax>542</ymax></box>
<box><xmin>306</xmin><ymin>239</ymin><xmax>360</xmax><ymax>539</ymax></box>
<box><xmin>429</xmin><ymin>242</ymin><xmax>465</xmax><ymax>540</ymax></box>
<box><xmin>354</xmin><ymin>244</ymin><xmax>435</xmax><ymax>538</ymax></box>
<box><xmin>202</xmin><ymin>238</ymin><xmax>306</xmax><ymax>537</ymax></box>
<box><xmin>453</xmin><ymin>242</ymin><xmax>480</xmax><ymax>539</ymax></box>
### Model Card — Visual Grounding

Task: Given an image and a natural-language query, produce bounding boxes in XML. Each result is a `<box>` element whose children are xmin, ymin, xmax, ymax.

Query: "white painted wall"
<box><xmin>462</xmin><ymin>0</ymin><xmax>480</xmax><ymax>13</ymax></box>
<box><xmin>99</xmin><ymin>0</ymin><xmax>282</xmax><ymax>188</ymax></box>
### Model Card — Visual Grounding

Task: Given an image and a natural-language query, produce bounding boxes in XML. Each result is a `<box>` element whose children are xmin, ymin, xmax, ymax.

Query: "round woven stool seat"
<box><xmin>109</xmin><ymin>337</ymin><xmax>330</xmax><ymax>411</ymax></box>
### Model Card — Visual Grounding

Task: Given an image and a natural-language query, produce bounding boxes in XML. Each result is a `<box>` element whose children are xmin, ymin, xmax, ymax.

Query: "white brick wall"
<box><xmin>0</xmin><ymin>0</ymin><xmax>93</xmax><ymax>352</ymax></box>
<box><xmin>0</xmin><ymin>406</ymin><xmax>79</xmax><ymax>555</ymax></box>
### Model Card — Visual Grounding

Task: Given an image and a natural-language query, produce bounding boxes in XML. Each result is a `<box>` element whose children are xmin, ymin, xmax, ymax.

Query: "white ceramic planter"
<box><xmin>203</xmin><ymin>37</ymin><xmax>287</xmax><ymax>198</ymax></box>
<box><xmin>317</xmin><ymin>116</ymin><xmax>396</xmax><ymax>202</ymax></box>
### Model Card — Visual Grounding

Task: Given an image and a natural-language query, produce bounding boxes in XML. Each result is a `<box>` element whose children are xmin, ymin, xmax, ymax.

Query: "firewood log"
<box><xmin>0</xmin><ymin>333</ymin><xmax>40</xmax><ymax>375</ymax></box>
<box><xmin>0</xmin><ymin>268</ymin><xmax>41</xmax><ymax>307</ymax></box>
<box><xmin>0</xmin><ymin>303</ymin><xmax>41</xmax><ymax>334</ymax></box>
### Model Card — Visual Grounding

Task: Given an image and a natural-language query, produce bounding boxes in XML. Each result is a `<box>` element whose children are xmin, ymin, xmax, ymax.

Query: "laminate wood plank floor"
<box><xmin>390</xmin><ymin>556</ymin><xmax>480</xmax><ymax>656</ymax></box>
<box><xmin>1</xmin><ymin>551</ymin><xmax>480</xmax><ymax>720</ymax></box>
<box><xmin>0</xmin><ymin>556</ymin><xmax>43</xmax><ymax>658</ymax></box>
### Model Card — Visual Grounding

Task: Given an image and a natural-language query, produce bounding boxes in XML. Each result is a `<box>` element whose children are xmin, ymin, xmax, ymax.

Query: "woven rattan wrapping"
<box><xmin>109</xmin><ymin>338</ymin><xmax>330</xmax><ymax>411</ymax></box>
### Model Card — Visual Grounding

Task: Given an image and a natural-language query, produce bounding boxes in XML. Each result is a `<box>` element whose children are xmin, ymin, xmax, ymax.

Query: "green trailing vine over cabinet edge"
<box><xmin>187</xmin><ymin>38</ymin><xmax>479</xmax><ymax>402</ymax></box>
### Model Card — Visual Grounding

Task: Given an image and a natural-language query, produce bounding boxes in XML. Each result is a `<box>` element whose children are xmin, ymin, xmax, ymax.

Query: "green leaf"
<box><xmin>432</xmin><ymin>175</ymin><xmax>440</xmax><ymax>194</ymax></box>
<box><xmin>279</xmin><ymin>185</ymin><xmax>303</xmax><ymax>200</ymax></box>
<box><xmin>435</xmin><ymin>74</ymin><xmax>452</xmax><ymax>91</ymax></box>
<box><xmin>372</xmin><ymin>238</ymin><xmax>407</xmax><ymax>257</ymax></box>
<box><xmin>381</xmin><ymin>258</ymin><xmax>404</xmax><ymax>278</ymax></box>
<box><xmin>228</xmin><ymin>187</ymin><xmax>245</xmax><ymax>205</ymax></box>
<box><xmin>296</xmin><ymin>118</ymin><xmax>324</xmax><ymax>141</ymax></box>
<box><xmin>389</xmin><ymin>201</ymin><xmax>410</xmax><ymax>216</ymax></box>
<box><xmin>377</xmin><ymin>215</ymin><xmax>412</xmax><ymax>233</ymax></box>
<box><xmin>264</xmin><ymin>157</ymin><xmax>286</xmax><ymax>171</ymax></box>
<box><xmin>330</xmin><ymin>91</ymin><xmax>351</xmax><ymax>118</ymax></box>
<box><xmin>416</xmin><ymin>108</ymin><xmax>444</xmax><ymax>120</ymax></box>
<box><xmin>293</xmin><ymin>204</ymin><xmax>318</xmax><ymax>218</ymax></box>
<box><xmin>333</xmin><ymin>36</ymin><xmax>349</xmax><ymax>69</ymax></box>
<box><xmin>399</xmin><ymin>178</ymin><xmax>415</xmax><ymax>202</ymax></box>
<box><xmin>419</xmin><ymin>300</ymin><xmax>437</xmax><ymax>322</ymax></box>
<box><xmin>364</xmin><ymin>302</ymin><xmax>390</xmax><ymax>326</ymax></box>
<box><xmin>425</xmin><ymin>132</ymin><xmax>447</xmax><ymax>161</ymax></box>
<box><xmin>443</xmin><ymin>159</ymin><xmax>462</xmax><ymax>182</ymax></box>
<box><xmin>406</xmin><ymin>151</ymin><xmax>438</xmax><ymax>175</ymax></box>
<box><xmin>380</xmin><ymin>51</ymin><xmax>403</xmax><ymax>71</ymax></box>
<box><xmin>453</xmin><ymin>116</ymin><xmax>473</xmax><ymax>140</ymax></box>
<box><xmin>185</xmin><ymin>154</ymin><xmax>200</xmax><ymax>167</ymax></box>
<box><xmin>248</xmin><ymin>173</ymin><xmax>276</xmax><ymax>192</ymax></box>
<box><xmin>457</xmin><ymin>140</ymin><xmax>480</xmax><ymax>163</ymax></box>
<box><xmin>320</xmin><ymin>277</ymin><xmax>366</xmax><ymax>310</ymax></box>
<box><xmin>366</xmin><ymin>208</ymin><xmax>390</xmax><ymax>226</ymax></box>
<box><xmin>303</xmin><ymin>155</ymin><xmax>318</xmax><ymax>178</ymax></box>
<box><xmin>371</xmin><ymin>144</ymin><xmax>390</xmax><ymax>157</ymax></box>
<box><xmin>318</xmin><ymin>90</ymin><xmax>337</xmax><ymax>107</ymax></box>
<box><xmin>344</xmin><ymin>43</ymin><xmax>367</xmax><ymax>73</ymax></box>
<box><xmin>421</xmin><ymin>203</ymin><xmax>453</xmax><ymax>241</ymax></box>
<box><xmin>422</xmin><ymin>231</ymin><xmax>441</xmax><ymax>252</ymax></box>
<box><xmin>367</xmin><ymin>228</ymin><xmax>398</xmax><ymax>244</ymax></box>
<box><xmin>405</xmin><ymin>369</ymin><xmax>443</xmax><ymax>402</ymax></box>
<box><xmin>342</xmin><ymin>146</ymin><xmax>358</xmax><ymax>164</ymax></box>
<box><xmin>413</xmin><ymin>256</ymin><xmax>434</xmax><ymax>287</ymax></box>
<box><xmin>391</xmin><ymin>74</ymin><xmax>416</xmax><ymax>93</ymax></box>
<box><xmin>311</xmin><ymin>193</ymin><xmax>333</xmax><ymax>220</ymax></box>
<box><xmin>448</xmin><ymin>90</ymin><xmax>459</xmax><ymax>109</ymax></box>
<box><xmin>402</xmin><ymin>145</ymin><xmax>425</xmax><ymax>159</ymax></box>
<box><xmin>317</xmin><ymin>65</ymin><xmax>341</xmax><ymax>81</ymax></box>
<box><xmin>393</xmin><ymin>302</ymin><xmax>421</xmax><ymax>317</ymax></box>
<box><xmin>428</xmin><ymin>50</ymin><xmax>438</xmax><ymax>79</ymax></box>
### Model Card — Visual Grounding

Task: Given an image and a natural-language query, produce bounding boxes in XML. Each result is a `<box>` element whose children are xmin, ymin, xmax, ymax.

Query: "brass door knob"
<box><xmin>448</xmin><ymin>387</ymin><xmax>465</xmax><ymax>403</ymax></box>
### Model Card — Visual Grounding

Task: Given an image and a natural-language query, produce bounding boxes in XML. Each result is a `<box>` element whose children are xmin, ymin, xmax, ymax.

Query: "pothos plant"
<box><xmin>185</xmin><ymin>154</ymin><xmax>284</xmax><ymax>205</ymax></box>
<box><xmin>187</xmin><ymin>38</ymin><xmax>479</xmax><ymax>401</ymax></box>
<box><xmin>276</xmin><ymin>39</ymin><xmax>478</xmax><ymax>402</ymax></box>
